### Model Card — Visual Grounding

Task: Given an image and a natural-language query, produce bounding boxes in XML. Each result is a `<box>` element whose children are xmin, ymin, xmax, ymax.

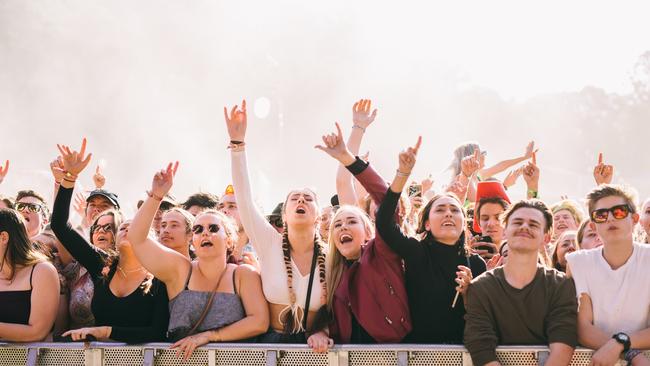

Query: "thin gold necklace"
<box><xmin>117</xmin><ymin>265</ymin><xmax>144</xmax><ymax>278</ymax></box>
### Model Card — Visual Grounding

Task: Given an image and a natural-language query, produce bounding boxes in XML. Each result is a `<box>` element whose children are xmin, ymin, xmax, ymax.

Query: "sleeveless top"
<box><xmin>0</xmin><ymin>264</ymin><xmax>37</xmax><ymax>325</ymax></box>
<box><xmin>167</xmin><ymin>265</ymin><xmax>246</xmax><ymax>341</ymax></box>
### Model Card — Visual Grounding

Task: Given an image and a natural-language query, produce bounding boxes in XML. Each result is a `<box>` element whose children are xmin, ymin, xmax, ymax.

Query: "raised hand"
<box><xmin>486</xmin><ymin>254</ymin><xmax>503</xmax><ymax>271</ymax></box>
<box><xmin>522</xmin><ymin>151</ymin><xmax>540</xmax><ymax>189</ymax></box>
<box><xmin>93</xmin><ymin>165</ymin><xmax>106</xmax><ymax>189</ymax></box>
<box><xmin>56</xmin><ymin>138</ymin><xmax>92</xmax><ymax>178</ymax></box>
<box><xmin>461</xmin><ymin>150</ymin><xmax>481</xmax><ymax>177</ymax></box>
<box><xmin>49</xmin><ymin>157</ymin><xmax>66</xmax><ymax>183</ymax></box>
<box><xmin>151</xmin><ymin>162</ymin><xmax>179</xmax><ymax>199</ymax></box>
<box><xmin>314</xmin><ymin>122</ymin><xmax>354</xmax><ymax>165</ymax></box>
<box><xmin>446</xmin><ymin>174</ymin><xmax>469</xmax><ymax>201</ymax></box>
<box><xmin>593</xmin><ymin>152</ymin><xmax>614</xmax><ymax>185</ymax></box>
<box><xmin>398</xmin><ymin>136</ymin><xmax>422</xmax><ymax>175</ymax></box>
<box><xmin>223</xmin><ymin>100</ymin><xmax>247</xmax><ymax>142</ymax></box>
<box><xmin>455</xmin><ymin>265</ymin><xmax>472</xmax><ymax>297</ymax></box>
<box><xmin>421</xmin><ymin>174</ymin><xmax>434</xmax><ymax>194</ymax></box>
<box><xmin>352</xmin><ymin>99</ymin><xmax>377</xmax><ymax>129</ymax></box>
<box><xmin>503</xmin><ymin>167</ymin><xmax>523</xmax><ymax>189</ymax></box>
<box><xmin>524</xmin><ymin>141</ymin><xmax>538</xmax><ymax>159</ymax></box>
<box><xmin>0</xmin><ymin>160</ymin><xmax>9</xmax><ymax>184</ymax></box>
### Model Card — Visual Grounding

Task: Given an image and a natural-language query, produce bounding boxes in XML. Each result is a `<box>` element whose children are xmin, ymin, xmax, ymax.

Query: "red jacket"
<box><xmin>329</xmin><ymin>160</ymin><xmax>412</xmax><ymax>343</ymax></box>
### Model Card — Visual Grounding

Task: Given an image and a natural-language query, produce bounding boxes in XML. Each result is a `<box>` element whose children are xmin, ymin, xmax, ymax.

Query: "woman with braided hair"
<box><xmin>225</xmin><ymin>100</ymin><xmax>329</xmax><ymax>348</ymax></box>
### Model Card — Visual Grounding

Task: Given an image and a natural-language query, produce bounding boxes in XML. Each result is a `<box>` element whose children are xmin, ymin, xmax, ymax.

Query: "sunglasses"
<box><xmin>192</xmin><ymin>224</ymin><xmax>220</xmax><ymax>235</ymax></box>
<box><xmin>268</xmin><ymin>216</ymin><xmax>283</xmax><ymax>227</ymax></box>
<box><xmin>590</xmin><ymin>204</ymin><xmax>632</xmax><ymax>223</ymax></box>
<box><xmin>90</xmin><ymin>223</ymin><xmax>115</xmax><ymax>234</ymax></box>
<box><xmin>16</xmin><ymin>202</ymin><xmax>45</xmax><ymax>214</ymax></box>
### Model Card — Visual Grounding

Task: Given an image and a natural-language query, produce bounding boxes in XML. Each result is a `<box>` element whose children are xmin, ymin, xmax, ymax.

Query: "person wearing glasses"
<box><xmin>50</xmin><ymin>139</ymin><xmax>169</xmax><ymax>343</ymax></box>
<box><xmin>566</xmin><ymin>184</ymin><xmax>650</xmax><ymax>366</ymax></box>
<box><xmin>128</xmin><ymin>163</ymin><xmax>268</xmax><ymax>360</ymax></box>
<box><xmin>15</xmin><ymin>190</ymin><xmax>49</xmax><ymax>239</ymax></box>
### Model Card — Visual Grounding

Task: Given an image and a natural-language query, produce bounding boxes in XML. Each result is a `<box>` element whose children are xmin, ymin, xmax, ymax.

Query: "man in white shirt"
<box><xmin>567</xmin><ymin>184</ymin><xmax>650</xmax><ymax>366</ymax></box>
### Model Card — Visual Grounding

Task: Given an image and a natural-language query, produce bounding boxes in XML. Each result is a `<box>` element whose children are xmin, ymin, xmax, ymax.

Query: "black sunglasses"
<box><xmin>90</xmin><ymin>223</ymin><xmax>115</xmax><ymax>233</ymax></box>
<box><xmin>16</xmin><ymin>202</ymin><xmax>44</xmax><ymax>214</ymax></box>
<box><xmin>268</xmin><ymin>216</ymin><xmax>283</xmax><ymax>227</ymax></box>
<box><xmin>590</xmin><ymin>204</ymin><xmax>632</xmax><ymax>223</ymax></box>
<box><xmin>192</xmin><ymin>224</ymin><xmax>220</xmax><ymax>234</ymax></box>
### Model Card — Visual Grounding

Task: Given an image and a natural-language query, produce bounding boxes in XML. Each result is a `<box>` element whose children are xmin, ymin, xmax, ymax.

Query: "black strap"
<box><xmin>183</xmin><ymin>264</ymin><xmax>193</xmax><ymax>290</ymax></box>
<box><xmin>301</xmin><ymin>244</ymin><xmax>320</xmax><ymax>332</ymax></box>
<box><xmin>29</xmin><ymin>263</ymin><xmax>38</xmax><ymax>290</ymax></box>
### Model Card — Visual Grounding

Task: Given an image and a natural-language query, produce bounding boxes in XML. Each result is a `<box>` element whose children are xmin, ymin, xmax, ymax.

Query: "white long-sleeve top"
<box><xmin>231</xmin><ymin>148</ymin><xmax>323</xmax><ymax>319</ymax></box>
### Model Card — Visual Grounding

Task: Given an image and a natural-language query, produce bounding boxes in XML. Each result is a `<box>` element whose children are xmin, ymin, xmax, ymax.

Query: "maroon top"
<box><xmin>329</xmin><ymin>158</ymin><xmax>412</xmax><ymax>343</ymax></box>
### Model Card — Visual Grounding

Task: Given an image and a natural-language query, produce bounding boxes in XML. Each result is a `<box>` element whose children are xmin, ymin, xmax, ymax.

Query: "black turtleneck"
<box><xmin>375</xmin><ymin>189</ymin><xmax>486</xmax><ymax>344</ymax></box>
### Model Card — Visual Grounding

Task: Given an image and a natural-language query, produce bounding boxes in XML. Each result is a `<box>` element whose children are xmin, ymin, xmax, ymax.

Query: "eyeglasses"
<box><xmin>16</xmin><ymin>202</ymin><xmax>45</xmax><ymax>214</ymax></box>
<box><xmin>590</xmin><ymin>204</ymin><xmax>632</xmax><ymax>223</ymax></box>
<box><xmin>192</xmin><ymin>224</ymin><xmax>220</xmax><ymax>234</ymax></box>
<box><xmin>268</xmin><ymin>216</ymin><xmax>283</xmax><ymax>227</ymax></box>
<box><xmin>90</xmin><ymin>223</ymin><xmax>115</xmax><ymax>233</ymax></box>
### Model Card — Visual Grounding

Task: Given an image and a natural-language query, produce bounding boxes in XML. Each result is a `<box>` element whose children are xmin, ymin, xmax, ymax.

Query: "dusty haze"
<box><xmin>2</xmin><ymin>0</ymin><xmax>650</xmax><ymax>218</ymax></box>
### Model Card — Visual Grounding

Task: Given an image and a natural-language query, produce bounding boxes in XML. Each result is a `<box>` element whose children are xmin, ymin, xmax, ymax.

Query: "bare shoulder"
<box><xmin>235</xmin><ymin>263</ymin><xmax>261</xmax><ymax>278</ymax></box>
<box><xmin>33</xmin><ymin>261</ymin><xmax>58</xmax><ymax>278</ymax></box>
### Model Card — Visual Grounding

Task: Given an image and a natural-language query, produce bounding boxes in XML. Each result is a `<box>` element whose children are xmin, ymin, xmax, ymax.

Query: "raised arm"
<box><xmin>374</xmin><ymin>137</ymin><xmax>423</xmax><ymax>259</ymax></box>
<box><xmin>336</xmin><ymin>99</ymin><xmax>377</xmax><ymax>206</ymax></box>
<box><xmin>522</xmin><ymin>152</ymin><xmax>540</xmax><ymax>199</ymax></box>
<box><xmin>0</xmin><ymin>159</ymin><xmax>8</xmax><ymax>185</ymax></box>
<box><xmin>127</xmin><ymin>162</ymin><xmax>189</xmax><ymax>286</ymax></box>
<box><xmin>50</xmin><ymin>139</ymin><xmax>105</xmax><ymax>277</ymax></box>
<box><xmin>479</xmin><ymin>141</ymin><xmax>537</xmax><ymax>179</ymax></box>
<box><xmin>225</xmin><ymin>100</ymin><xmax>281</xmax><ymax>258</ymax></box>
<box><xmin>0</xmin><ymin>262</ymin><xmax>60</xmax><ymax>341</ymax></box>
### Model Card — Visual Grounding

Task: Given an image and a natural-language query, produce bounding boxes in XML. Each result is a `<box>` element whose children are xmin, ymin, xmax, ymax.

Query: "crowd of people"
<box><xmin>1</xmin><ymin>99</ymin><xmax>649</xmax><ymax>366</ymax></box>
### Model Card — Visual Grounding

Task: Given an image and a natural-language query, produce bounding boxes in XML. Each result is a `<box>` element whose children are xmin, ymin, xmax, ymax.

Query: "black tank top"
<box><xmin>0</xmin><ymin>264</ymin><xmax>37</xmax><ymax>325</ymax></box>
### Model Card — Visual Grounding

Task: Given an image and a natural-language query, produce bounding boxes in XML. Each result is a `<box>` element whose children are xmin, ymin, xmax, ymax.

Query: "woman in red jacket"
<box><xmin>312</xmin><ymin>122</ymin><xmax>412</xmax><ymax>351</ymax></box>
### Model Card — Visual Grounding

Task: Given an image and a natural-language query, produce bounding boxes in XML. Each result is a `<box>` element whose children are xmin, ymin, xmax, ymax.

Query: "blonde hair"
<box><xmin>551</xmin><ymin>200</ymin><xmax>585</xmax><ymax>226</ymax></box>
<box><xmin>325</xmin><ymin>206</ymin><xmax>374</xmax><ymax>312</ymax></box>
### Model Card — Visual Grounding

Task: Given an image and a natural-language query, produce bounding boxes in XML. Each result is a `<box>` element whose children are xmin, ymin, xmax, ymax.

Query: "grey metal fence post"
<box><xmin>537</xmin><ymin>350</ymin><xmax>550</xmax><ymax>366</ymax></box>
<box><xmin>266</xmin><ymin>350</ymin><xmax>278</xmax><ymax>366</ymax></box>
<box><xmin>26</xmin><ymin>347</ymin><xmax>39</xmax><ymax>366</ymax></box>
<box><xmin>397</xmin><ymin>351</ymin><xmax>409</xmax><ymax>366</ymax></box>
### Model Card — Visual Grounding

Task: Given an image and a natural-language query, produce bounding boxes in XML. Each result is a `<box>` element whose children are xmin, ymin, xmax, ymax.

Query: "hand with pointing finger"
<box><xmin>314</xmin><ymin>122</ymin><xmax>355</xmax><ymax>166</ymax></box>
<box><xmin>151</xmin><ymin>162</ymin><xmax>179</xmax><ymax>199</ymax></box>
<box><xmin>461</xmin><ymin>150</ymin><xmax>481</xmax><ymax>178</ymax></box>
<box><xmin>593</xmin><ymin>152</ymin><xmax>614</xmax><ymax>186</ymax></box>
<box><xmin>523</xmin><ymin>151</ymin><xmax>539</xmax><ymax>192</ymax></box>
<box><xmin>93</xmin><ymin>166</ymin><xmax>106</xmax><ymax>189</ymax></box>
<box><xmin>0</xmin><ymin>160</ymin><xmax>9</xmax><ymax>184</ymax></box>
<box><xmin>398</xmin><ymin>137</ymin><xmax>423</xmax><ymax>176</ymax></box>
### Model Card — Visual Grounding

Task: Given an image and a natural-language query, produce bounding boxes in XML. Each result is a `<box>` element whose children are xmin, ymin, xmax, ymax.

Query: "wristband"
<box><xmin>146</xmin><ymin>190</ymin><xmax>163</xmax><ymax>202</ymax></box>
<box><xmin>527</xmin><ymin>189</ymin><xmax>539</xmax><ymax>198</ymax></box>
<box><xmin>352</xmin><ymin>124</ymin><xmax>366</xmax><ymax>133</ymax></box>
<box><xmin>625</xmin><ymin>349</ymin><xmax>643</xmax><ymax>364</ymax></box>
<box><xmin>396</xmin><ymin>170</ymin><xmax>410</xmax><ymax>177</ymax></box>
<box><xmin>228</xmin><ymin>142</ymin><xmax>246</xmax><ymax>151</ymax></box>
<box><xmin>230</xmin><ymin>140</ymin><xmax>244</xmax><ymax>145</ymax></box>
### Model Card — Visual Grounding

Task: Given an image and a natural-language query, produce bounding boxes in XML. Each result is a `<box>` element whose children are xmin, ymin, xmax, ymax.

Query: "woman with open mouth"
<box><xmin>50</xmin><ymin>138</ymin><xmax>169</xmax><ymax>344</ymax></box>
<box><xmin>310</xmin><ymin>121</ymin><xmax>411</xmax><ymax>351</ymax></box>
<box><xmin>225</xmin><ymin>100</ymin><xmax>329</xmax><ymax>349</ymax></box>
<box><xmin>127</xmin><ymin>163</ymin><xmax>268</xmax><ymax>360</ymax></box>
<box><xmin>375</xmin><ymin>137</ymin><xmax>487</xmax><ymax>344</ymax></box>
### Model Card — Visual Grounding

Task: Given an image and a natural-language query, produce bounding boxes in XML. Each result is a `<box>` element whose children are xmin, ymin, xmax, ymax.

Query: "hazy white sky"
<box><xmin>1</xmin><ymin>0</ymin><xmax>650</xmax><ymax>215</ymax></box>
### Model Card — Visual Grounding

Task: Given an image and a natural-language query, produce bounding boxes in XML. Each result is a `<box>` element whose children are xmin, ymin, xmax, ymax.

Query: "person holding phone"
<box><xmin>471</xmin><ymin>182</ymin><xmax>511</xmax><ymax>260</ymax></box>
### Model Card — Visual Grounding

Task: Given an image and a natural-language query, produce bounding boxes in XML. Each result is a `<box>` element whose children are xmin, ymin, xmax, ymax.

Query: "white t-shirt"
<box><xmin>566</xmin><ymin>243</ymin><xmax>650</xmax><ymax>335</ymax></box>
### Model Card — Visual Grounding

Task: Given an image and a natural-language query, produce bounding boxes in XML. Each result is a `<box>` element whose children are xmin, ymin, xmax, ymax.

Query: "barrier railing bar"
<box><xmin>26</xmin><ymin>347</ymin><xmax>38</xmax><ymax>366</ymax></box>
<box><xmin>266</xmin><ymin>349</ymin><xmax>278</xmax><ymax>366</ymax></box>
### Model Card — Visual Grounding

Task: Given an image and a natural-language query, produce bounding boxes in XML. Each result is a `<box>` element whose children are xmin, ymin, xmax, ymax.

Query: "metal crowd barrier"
<box><xmin>1</xmin><ymin>342</ymin><xmax>647</xmax><ymax>366</ymax></box>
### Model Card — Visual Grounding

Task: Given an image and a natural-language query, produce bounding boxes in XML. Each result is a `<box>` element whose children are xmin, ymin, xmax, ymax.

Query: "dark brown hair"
<box><xmin>476</xmin><ymin>197</ymin><xmax>509</xmax><ymax>220</ymax></box>
<box><xmin>416</xmin><ymin>192</ymin><xmax>469</xmax><ymax>257</ymax></box>
<box><xmin>501</xmin><ymin>199</ymin><xmax>553</xmax><ymax>234</ymax></box>
<box><xmin>0</xmin><ymin>209</ymin><xmax>48</xmax><ymax>281</ymax></box>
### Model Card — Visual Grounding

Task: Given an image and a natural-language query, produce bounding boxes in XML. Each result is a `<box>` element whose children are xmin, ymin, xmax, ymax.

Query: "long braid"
<box><xmin>279</xmin><ymin>223</ymin><xmax>329</xmax><ymax>335</ymax></box>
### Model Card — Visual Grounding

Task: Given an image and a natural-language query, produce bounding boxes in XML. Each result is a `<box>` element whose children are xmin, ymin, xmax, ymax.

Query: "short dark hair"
<box><xmin>0</xmin><ymin>195</ymin><xmax>14</xmax><ymax>209</ymax></box>
<box><xmin>15</xmin><ymin>190</ymin><xmax>49</xmax><ymax>218</ymax></box>
<box><xmin>476</xmin><ymin>197</ymin><xmax>509</xmax><ymax>219</ymax></box>
<box><xmin>182</xmin><ymin>192</ymin><xmax>219</xmax><ymax>211</ymax></box>
<box><xmin>586</xmin><ymin>184</ymin><xmax>637</xmax><ymax>219</ymax></box>
<box><xmin>501</xmin><ymin>199</ymin><xmax>553</xmax><ymax>234</ymax></box>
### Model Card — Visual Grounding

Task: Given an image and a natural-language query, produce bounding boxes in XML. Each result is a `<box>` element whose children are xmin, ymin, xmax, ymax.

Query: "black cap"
<box><xmin>267</xmin><ymin>202</ymin><xmax>283</xmax><ymax>218</ymax></box>
<box><xmin>87</xmin><ymin>189</ymin><xmax>120</xmax><ymax>210</ymax></box>
<box><xmin>330</xmin><ymin>194</ymin><xmax>339</xmax><ymax>207</ymax></box>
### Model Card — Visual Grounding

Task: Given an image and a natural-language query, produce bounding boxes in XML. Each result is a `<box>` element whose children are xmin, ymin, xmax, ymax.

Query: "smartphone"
<box><xmin>476</xmin><ymin>235</ymin><xmax>495</xmax><ymax>253</ymax></box>
<box><xmin>408</xmin><ymin>183</ymin><xmax>422</xmax><ymax>197</ymax></box>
